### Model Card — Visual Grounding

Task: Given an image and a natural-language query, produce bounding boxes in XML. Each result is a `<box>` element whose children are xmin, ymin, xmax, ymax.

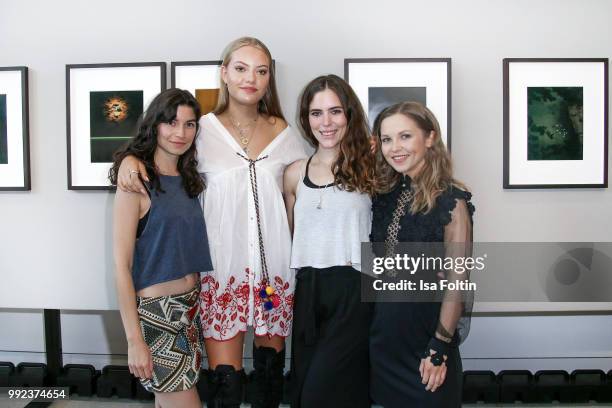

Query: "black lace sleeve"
<box><xmin>437</xmin><ymin>187</ymin><xmax>475</xmax><ymax>227</ymax></box>
<box><xmin>433</xmin><ymin>187</ymin><xmax>475</xmax><ymax>349</ymax></box>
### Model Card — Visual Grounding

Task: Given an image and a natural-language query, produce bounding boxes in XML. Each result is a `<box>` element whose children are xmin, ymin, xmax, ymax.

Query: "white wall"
<box><xmin>0</xmin><ymin>0</ymin><xmax>611</xmax><ymax>371</ymax></box>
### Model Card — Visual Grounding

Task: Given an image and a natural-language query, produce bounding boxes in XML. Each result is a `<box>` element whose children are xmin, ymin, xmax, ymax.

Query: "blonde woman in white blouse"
<box><xmin>117</xmin><ymin>37</ymin><xmax>308</xmax><ymax>408</ymax></box>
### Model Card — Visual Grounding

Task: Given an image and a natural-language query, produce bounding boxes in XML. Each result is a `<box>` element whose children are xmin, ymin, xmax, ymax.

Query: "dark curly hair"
<box><xmin>108</xmin><ymin>88</ymin><xmax>204</xmax><ymax>197</ymax></box>
<box><xmin>298</xmin><ymin>74</ymin><xmax>377</xmax><ymax>195</ymax></box>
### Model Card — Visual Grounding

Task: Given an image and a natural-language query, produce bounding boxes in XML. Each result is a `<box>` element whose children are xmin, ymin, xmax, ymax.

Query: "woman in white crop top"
<box><xmin>283</xmin><ymin>74</ymin><xmax>376</xmax><ymax>408</ymax></box>
<box><xmin>116</xmin><ymin>37</ymin><xmax>308</xmax><ymax>408</ymax></box>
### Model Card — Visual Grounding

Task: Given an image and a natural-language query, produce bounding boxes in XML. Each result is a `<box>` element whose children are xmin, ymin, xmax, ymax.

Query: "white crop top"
<box><xmin>290</xmin><ymin>159</ymin><xmax>372</xmax><ymax>271</ymax></box>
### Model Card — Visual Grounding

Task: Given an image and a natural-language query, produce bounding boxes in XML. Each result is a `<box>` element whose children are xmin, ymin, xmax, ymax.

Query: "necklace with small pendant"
<box><xmin>229</xmin><ymin>113</ymin><xmax>259</xmax><ymax>153</ymax></box>
<box><xmin>315</xmin><ymin>181</ymin><xmax>335</xmax><ymax>209</ymax></box>
<box><xmin>316</xmin><ymin>188</ymin><xmax>324</xmax><ymax>209</ymax></box>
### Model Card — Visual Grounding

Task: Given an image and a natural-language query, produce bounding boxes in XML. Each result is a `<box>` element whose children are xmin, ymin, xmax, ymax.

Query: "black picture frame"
<box><xmin>503</xmin><ymin>58</ymin><xmax>608</xmax><ymax>189</ymax></box>
<box><xmin>170</xmin><ymin>60</ymin><xmax>222</xmax><ymax>88</ymax></box>
<box><xmin>344</xmin><ymin>58</ymin><xmax>452</xmax><ymax>152</ymax></box>
<box><xmin>66</xmin><ymin>62</ymin><xmax>166</xmax><ymax>190</ymax></box>
<box><xmin>171</xmin><ymin>61</ymin><xmax>222</xmax><ymax>117</ymax></box>
<box><xmin>0</xmin><ymin>66</ymin><xmax>30</xmax><ymax>191</ymax></box>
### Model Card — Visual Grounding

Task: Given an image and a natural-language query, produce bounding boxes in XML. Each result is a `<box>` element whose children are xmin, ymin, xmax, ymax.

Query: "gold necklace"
<box><xmin>228</xmin><ymin>113</ymin><xmax>259</xmax><ymax>153</ymax></box>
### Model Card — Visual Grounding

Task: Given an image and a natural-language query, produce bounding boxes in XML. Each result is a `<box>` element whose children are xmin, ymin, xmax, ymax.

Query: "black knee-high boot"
<box><xmin>248</xmin><ymin>344</ymin><xmax>286</xmax><ymax>408</ymax></box>
<box><xmin>207</xmin><ymin>364</ymin><xmax>245</xmax><ymax>408</ymax></box>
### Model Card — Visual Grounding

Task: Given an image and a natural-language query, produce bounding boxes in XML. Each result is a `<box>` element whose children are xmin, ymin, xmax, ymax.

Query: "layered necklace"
<box><xmin>229</xmin><ymin>113</ymin><xmax>259</xmax><ymax>154</ymax></box>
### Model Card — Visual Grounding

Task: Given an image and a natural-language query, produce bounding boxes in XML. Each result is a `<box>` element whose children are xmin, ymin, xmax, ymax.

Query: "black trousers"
<box><xmin>290</xmin><ymin>266</ymin><xmax>373</xmax><ymax>408</ymax></box>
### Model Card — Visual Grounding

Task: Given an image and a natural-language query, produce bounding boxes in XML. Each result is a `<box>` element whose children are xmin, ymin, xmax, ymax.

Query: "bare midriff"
<box><xmin>136</xmin><ymin>273</ymin><xmax>199</xmax><ymax>298</ymax></box>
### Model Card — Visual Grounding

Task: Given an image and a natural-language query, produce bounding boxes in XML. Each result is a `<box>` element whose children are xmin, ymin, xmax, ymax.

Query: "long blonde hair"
<box><xmin>213</xmin><ymin>37</ymin><xmax>285</xmax><ymax>120</ymax></box>
<box><xmin>372</xmin><ymin>101</ymin><xmax>467</xmax><ymax>214</ymax></box>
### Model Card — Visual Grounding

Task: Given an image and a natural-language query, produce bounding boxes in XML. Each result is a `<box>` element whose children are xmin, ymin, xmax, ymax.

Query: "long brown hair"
<box><xmin>213</xmin><ymin>37</ymin><xmax>285</xmax><ymax>121</ymax></box>
<box><xmin>108</xmin><ymin>88</ymin><xmax>204</xmax><ymax>197</ymax></box>
<box><xmin>298</xmin><ymin>74</ymin><xmax>376</xmax><ymax>195</ymax></box>
<box><xmin>372</xmin><ymin>101</ymin><xmax>467</xmax><ymax>213</ymax></box>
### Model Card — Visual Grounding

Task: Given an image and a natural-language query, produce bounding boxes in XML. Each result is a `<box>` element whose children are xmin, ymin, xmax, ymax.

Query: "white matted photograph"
<box><xmin>344</xmin><ymin>58</ymin><xmax>451</xmax><ymax>150</ymax></box>
<box><xmin>0</xmin><ymin>66</ymin><xmax>30</xmax><ymax>191</ymax></box>
<box><xmin>503</xmin><ymin>58</ymin><xmax>609</xmax><ymax>189</ymax></box>
<box><xmin>66</xmin><ymin>62</ymin><xmax>166</xmax><ymax>190</ymax></box>
<box><xmin>171</xmin><ymin>60</ymin><xmax>222</xmax><ymax>116</ymax></box>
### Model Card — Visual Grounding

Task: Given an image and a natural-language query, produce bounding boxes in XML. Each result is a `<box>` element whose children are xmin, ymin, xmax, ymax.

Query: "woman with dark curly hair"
<box><xmin>284</xmin><ymin>74</ymin><xmax>376</xmax><ymax>408</ymax></box>
<box><xmin>369</xmin><ymin>101</ymin><xmax>474</xmax><ymax>408</ymax></box>
<box><xmin>110</xmin><ymin>88</ymin><xmax>212</xmax><ymax>408</ymax></box>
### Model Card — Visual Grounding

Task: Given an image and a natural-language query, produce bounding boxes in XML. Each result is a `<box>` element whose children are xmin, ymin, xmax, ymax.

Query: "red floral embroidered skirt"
<box><xmin>199</xmin><ymin>272</ymin><xmax>294</xmax><ymax>340</ymax></box>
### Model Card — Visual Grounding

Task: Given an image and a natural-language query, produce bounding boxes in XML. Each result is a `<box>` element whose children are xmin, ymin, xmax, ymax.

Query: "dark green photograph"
<box><xmin>527</xmin><ymin>87</ymin><xmax>583</xmax><ymax>161</ymax></box>
<box><xmin>89</xmin><ymin>90</ymin><xmax>143</xmax><ymax>163</ymax></box>
<box><xmin>0</xmin><ymin>94</ymin><xmax>7</xmax><ymax>164</ymax></box>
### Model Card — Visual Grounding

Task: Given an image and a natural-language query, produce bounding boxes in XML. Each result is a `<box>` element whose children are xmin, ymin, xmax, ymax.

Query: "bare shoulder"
<box><xmin>264</xmin><ymin>115</ymin><xmax>288</xmax><ymax>132</ymax></box>
<box><xmin>283</xmin><ymin>159</ymin><xmax>305</xmax><ymax>191</ymax></box>
<box><xmin>114</xmin><ymin>187</ymin><xmax>147</xmax><ymax>210</ymax></box>
<box><xmin>285</xmin><ymin>159</ymin><xmax>306</xmax><ymax>177</ymax></box>
<box><xmin>115</xmin><ymin>186</ymin><xmax>138</xmax><ymax>202</ymax></box>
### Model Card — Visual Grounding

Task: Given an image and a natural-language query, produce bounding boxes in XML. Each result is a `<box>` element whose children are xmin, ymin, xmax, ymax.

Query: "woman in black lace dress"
<box><xmin>369</xmin><ymin>102</ymin><xmax>474</xmax><ymax>408</ymax></box>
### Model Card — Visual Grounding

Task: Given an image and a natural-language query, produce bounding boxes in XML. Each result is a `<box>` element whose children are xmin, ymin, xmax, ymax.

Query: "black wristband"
<box><xmin>422</xmin><ymin>337</ymin><xmax>450</xmax><ymax>366</ymax></box>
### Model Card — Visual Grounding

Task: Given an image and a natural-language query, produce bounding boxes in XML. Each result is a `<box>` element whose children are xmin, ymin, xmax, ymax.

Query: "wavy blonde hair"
<box><xmin>372</xmin><ymin>101</ymin><xmax>467</xmax><ymax>214</ymax></box>
<box><xmin>213</xmin><ymin>37</ymin><xmax>284</xmax><ymax>120</ymax></box>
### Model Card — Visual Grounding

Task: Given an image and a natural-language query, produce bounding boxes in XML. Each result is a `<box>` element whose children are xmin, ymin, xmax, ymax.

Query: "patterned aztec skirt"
<box><xmin>136</xmin><ymin>283</ymin><xmax>202</xmax><ymax>393</ymax></box>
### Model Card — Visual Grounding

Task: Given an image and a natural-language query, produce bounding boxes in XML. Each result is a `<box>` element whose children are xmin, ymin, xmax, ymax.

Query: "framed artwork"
<box><xmin>344</xmin><ymin>58</ymin><xmax>452</xmax><ymax>150</ymax></box>
<box><xmin>66</xmin><ymin>62</ymin><xmax>166</xmax><ymax>190</ymax></box>
<box><xmin>171</xmin><ymin>61</ymin><xmax>222</xmax><ymax>116</ymax></box>
<box><xmin>503</xmin><ymin>58</ymin><xmax>608</xmax><ymax>189</ymax></box>
<box><xmin>0</xmin><ymin>66</ymin><xmax>30</xmax><ymax>191</ymax></box>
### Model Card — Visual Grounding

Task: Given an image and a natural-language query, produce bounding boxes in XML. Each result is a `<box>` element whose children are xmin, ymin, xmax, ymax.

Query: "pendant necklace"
<box><xmin>310</xmin><ymin>156</ymin><xmax>335</xmax><ymax>210</ymax></box>
<box><xmin>229</xmin><ymin>113</ymin><xmax>259</xmax><ymax>153</ymax></box>
<box><xmin>315</xmin><ymin>182</ymin><xmax>335</xmax><ymax>209</ymax></box>
<box><xmin>316</xmin><ymin>189</ymin><xmax>324</xmax><ymax>209</ymax></box>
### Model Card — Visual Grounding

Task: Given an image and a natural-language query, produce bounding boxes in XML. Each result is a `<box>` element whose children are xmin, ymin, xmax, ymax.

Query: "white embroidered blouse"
<box><xmin>197</xmin><ymin>113</ymin><xmax>309</xmax><ymax>340</ymax></box>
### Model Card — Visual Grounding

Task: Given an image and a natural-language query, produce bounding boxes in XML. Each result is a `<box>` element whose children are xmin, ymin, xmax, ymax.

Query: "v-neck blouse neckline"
<box><xmin>208</xmin><ymin>113</ymin><xmax>291</xmax><ymax>160</ymax></box>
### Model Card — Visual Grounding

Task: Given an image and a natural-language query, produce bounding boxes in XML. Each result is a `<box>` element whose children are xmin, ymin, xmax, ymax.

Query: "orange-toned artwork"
<box><xmin>195</xmin><ymin>88</ymin><xmax>220</xmax><ymax>115</ymax></box>
<box><xmin>89</xmin><ymin>90</ymin><xmax>143</xmax><ymax>163</ymax></box>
